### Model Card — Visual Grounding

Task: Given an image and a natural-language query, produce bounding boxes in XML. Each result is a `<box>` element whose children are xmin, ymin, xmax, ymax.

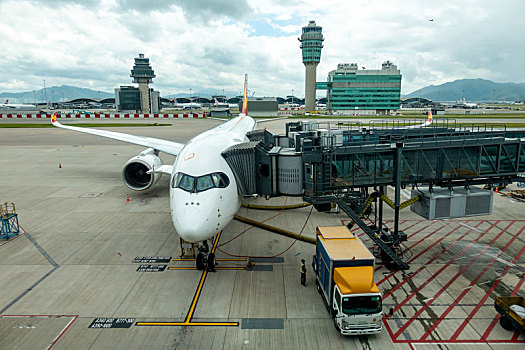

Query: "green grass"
<box><xmin>0</xmin><ymin>123</ymin><xmax>171</xmax><ymax>128</ymax></box>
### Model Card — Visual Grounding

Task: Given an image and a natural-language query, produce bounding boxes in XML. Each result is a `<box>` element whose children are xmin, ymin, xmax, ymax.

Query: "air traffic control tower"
<box><xmin>299</xmin><ymin>20</ymin><xmax>324</xmax><ymax>111</ymax></box>
<box><xmin>130</xmin><ymin>53</ymin><xmax>155</xmax><ymax>113</ymax></box>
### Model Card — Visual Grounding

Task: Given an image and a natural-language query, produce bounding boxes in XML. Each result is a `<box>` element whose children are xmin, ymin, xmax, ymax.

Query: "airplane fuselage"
<box><xmin>169</xmin><ymin>115</ymin><xmax>256</xmax><ymax>242</ymax></box>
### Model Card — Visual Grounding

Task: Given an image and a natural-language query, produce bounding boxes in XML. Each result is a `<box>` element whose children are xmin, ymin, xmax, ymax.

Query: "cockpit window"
<box><xmin>172</xmin><ymin>172</ymin><xmax>230</xmax><ymax>193</ymax></box>
<box><xmin>178</xmin><ymin>174</ymin><xmax>194</xmax><ymax>192</ymax></box>
<box><xmin>197</xmin><ymin>175</ymin><xmax>214</xmax><ymax>191</ymax></box>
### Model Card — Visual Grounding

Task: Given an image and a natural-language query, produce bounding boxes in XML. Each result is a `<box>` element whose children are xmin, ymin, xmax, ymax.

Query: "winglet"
<box><xmin>241</xmin><ymin>73</ymin><xmax>248</xmax><ymax>115</ymax></box>
<box><xmin>51</xmin><ymin>112</ymin><xmax>58</xmax><ymax>124</ymax></box>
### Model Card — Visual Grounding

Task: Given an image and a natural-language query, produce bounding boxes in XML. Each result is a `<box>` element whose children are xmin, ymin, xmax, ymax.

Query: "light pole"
<box><xmin>292</xmin><ymin>89</ymin><xmax>294</xmax><ymax>105</ymax></box>
<box><xmin>43</xmin><ymin>79</ymin><xmax>48</xmax><ymax>110</ymax></box>
<box><xmin>189</xmin><ymin>88</ymin><xmax>192</xmax><ymax>114</ymax></box>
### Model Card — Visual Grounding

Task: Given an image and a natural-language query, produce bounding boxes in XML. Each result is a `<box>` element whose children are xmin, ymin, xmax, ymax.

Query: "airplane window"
<box><xmin>211</xmin><ymin>173</ymin><xmax>221</xmax><ymax>187</ymax></box>
<box><xmin>179</xmin><ymin>174</ymin><xmax>195</xmax><ymax>192</ymax></box>
<box><xmin>172</xmin><ymin>172</ymin><xmax>183</xmax><ymax>188</ymax></box>
<box><xmin>196</xmin><ymin>175</ymin><xmax>214</xmax><ymax>192</ymax></box>
<box><xmin>218</xmin><ymin>173</ymin><xmax>229</xmax><ymax>187</ymax></box>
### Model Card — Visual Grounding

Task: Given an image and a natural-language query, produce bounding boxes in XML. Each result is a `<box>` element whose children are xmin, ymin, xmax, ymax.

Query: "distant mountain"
<box><xmin>404</xmin><ymin>79</ymin><xmax>525</xmax><ymax>102</ymax></box>
<box><xmin>0</xmin><ymin>85</ymin><xmax>113</xmax><ymax>103</ymax></box>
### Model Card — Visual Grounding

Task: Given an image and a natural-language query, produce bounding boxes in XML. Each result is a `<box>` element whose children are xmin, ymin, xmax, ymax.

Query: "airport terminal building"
<box><xmin>319</xmin><ymin>61</ymin><xmax>402</xmax><ymax>115</ymax></box>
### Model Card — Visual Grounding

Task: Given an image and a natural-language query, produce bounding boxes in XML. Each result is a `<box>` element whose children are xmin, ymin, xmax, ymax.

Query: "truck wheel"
<box><xmin>499</xmin><ymin>316</ymin><xmax>514</xmax><ymax>331</ymax></box>
<box><xmin>333</xmin><ymin>317</ymin><xmax>341</xmax><ymax>332</ymax></box>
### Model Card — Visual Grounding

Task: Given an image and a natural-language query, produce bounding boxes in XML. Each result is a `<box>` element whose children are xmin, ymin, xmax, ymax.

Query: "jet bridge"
<box><xmin>222</xmin><ymin>120</ymin><xmax>525</xmax><ymax>270</ymax></box>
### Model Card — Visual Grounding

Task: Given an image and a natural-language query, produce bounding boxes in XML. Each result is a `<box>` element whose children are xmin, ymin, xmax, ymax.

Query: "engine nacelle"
<box><xmin>122</xmin><ymin>148</ymin><xmax>162</xmax><ymax>191</ymax></box>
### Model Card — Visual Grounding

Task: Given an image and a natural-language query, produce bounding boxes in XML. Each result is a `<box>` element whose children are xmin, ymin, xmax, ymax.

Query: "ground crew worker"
<box><xmin>300</xmin><ymin>259</ymin><xmax>306</xmax><ymax>286</ymax></box>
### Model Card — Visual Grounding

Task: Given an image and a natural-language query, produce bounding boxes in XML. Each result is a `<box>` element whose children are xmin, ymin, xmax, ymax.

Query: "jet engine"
<box><xmin>122</xmin><ymin>148</ymin><xmax>162</xmax><ymax>191</ymax></box>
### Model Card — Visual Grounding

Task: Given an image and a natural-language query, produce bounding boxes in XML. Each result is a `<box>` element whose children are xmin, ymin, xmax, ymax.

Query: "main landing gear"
<box><xmin>195</xmin><ymin>240</ymin><xmax>216</xmax><ymax>272</ymax></box>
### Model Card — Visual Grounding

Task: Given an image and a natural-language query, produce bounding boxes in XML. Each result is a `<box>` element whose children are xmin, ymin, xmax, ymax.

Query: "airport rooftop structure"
<box><xmin>318</xmin><ymin>61</ymin><xmax>402</xmax><ymax>115</ymax></box>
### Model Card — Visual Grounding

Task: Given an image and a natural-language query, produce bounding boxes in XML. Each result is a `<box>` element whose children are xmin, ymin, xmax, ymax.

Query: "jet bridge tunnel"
<box><xmin>222</xmin><ymin>120</ymin><xmax>525</xmax><ymax>269</ymax></box>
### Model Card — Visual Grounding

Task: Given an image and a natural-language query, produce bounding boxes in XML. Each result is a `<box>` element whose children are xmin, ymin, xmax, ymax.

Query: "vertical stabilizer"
<box><xmin>426</xmin><ymin>111</ymin><xmax>433</xmax><ymax>126</ymax></box>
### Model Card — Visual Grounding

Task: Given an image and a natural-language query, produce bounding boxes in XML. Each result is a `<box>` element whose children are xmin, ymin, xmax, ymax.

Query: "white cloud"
<box><xmin>0</xmin><ymin>0</ymin><xmax>524</xmax><ymax>96</ymax></box>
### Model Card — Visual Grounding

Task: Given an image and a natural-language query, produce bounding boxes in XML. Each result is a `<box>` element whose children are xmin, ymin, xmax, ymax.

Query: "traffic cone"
<box><xmin>126</xmin><ymin>194</ymin><xmax>130</xmax><ymax>202</ymax></box>
<box><xmin>494</xmin><ymin>186</ymin><xmax>499</xmax><ymax>193</ymax></box>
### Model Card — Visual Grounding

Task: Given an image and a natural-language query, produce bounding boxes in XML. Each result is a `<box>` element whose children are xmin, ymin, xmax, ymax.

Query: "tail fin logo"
<box><xmin>241</xmin><ymin>73</ymin><xmax>248</xmax><ymax>115</ymax></box>
<box><xmin>427</xmin><ymin>111</ymin><xmax>433</xmax><ymax>124</ymax></box>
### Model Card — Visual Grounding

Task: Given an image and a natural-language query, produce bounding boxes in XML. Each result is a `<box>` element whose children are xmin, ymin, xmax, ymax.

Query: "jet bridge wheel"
<box><xmin>196</xmin><ymin>253</ymin><xmax>205</xmax><ymax>270</ymax></box>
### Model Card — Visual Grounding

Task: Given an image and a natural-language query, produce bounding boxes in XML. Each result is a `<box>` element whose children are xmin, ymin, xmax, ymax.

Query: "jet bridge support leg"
<box><xmin>393</xmin><ymin>142</ymin><xmax>403</xmax><ymax>240</ymax></box>
<box><xmin>336</xmin><ymin>200</ymin><xmax>409</xmax><ymax>270</ymax></box>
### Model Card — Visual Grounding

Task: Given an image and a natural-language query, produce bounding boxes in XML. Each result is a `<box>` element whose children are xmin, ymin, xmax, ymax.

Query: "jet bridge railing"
<box><xmin>303</xmin><ymin>137</ymin><xmax>525</xmax><ymax>196</ymax></box>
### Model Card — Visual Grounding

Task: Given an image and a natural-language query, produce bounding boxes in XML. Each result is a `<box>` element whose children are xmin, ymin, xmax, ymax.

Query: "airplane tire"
<box><xmin>207</xmin><ymin>253</ymin><xmax>216</xmax><ymax>271</ymax></box>
<box><xmin>196</xmin><ymin>253</ymin><xmax>205</xmax><ymax>270</ymax></box>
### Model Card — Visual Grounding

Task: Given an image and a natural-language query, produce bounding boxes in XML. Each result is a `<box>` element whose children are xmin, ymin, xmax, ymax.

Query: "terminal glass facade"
<box><xmin>115</xmin><ymin>86</ymin><xmax>141</xmax><ymax>111</ymax></box>
<box><xmin>326</xmin><ymin>62</ymin><xmax>401</xmax><ymax>114</ymax></box>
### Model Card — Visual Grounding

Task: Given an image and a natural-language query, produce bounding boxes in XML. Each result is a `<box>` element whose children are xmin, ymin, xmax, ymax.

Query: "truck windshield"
<box><xmin>342</xmin><ymin>295</ymin><xmax>382</xmax><ymax>315</ymax></box>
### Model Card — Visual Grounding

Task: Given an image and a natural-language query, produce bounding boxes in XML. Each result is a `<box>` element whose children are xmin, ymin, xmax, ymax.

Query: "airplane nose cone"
<box><xmin>172</xmin><ymin>206</ymin><xmax>217</xmax><ymax>242</ymax></box>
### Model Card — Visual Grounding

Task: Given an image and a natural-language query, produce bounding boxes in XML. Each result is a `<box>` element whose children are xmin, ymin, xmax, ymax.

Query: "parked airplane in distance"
<box><xmin>404</xmin><ymin>111</ymin><xmax>433</xmax><ymax>129</ymax></box>
<box><xmin>174</xmin><ymin>99</ymin><xmax>203</xmax><ymax>110</ymax></box>
<box><xmin>52</xmin><ymin>75</ymin><xmax>260</xmax><ymax>270</ymax></box>
<box><xmin>1</xmin><ymin>99</ymin><xmax>36</xmax><ymax>109</ymax></box>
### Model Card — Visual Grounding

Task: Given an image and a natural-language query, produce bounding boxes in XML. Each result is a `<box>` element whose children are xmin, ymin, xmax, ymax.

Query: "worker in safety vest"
<box><xmin>300</xmin><ymin>259</ymin><xmax>306</xmax><ymax>286</ymax></box>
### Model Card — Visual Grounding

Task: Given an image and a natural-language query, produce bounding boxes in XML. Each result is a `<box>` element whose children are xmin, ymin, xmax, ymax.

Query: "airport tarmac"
<box><xmin>0</xmin><ymin>119</ymin><xmax>524</xmax><ymax>349</ymax></box>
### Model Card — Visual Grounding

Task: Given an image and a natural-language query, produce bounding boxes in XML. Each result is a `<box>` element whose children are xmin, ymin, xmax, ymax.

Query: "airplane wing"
<box><xmin>51</xmin><ymin>113</ymin><xmax>184</xmax><ymax>156</ymax></box>
<box><xmin>256</xmin><ymin>116</ymin><xmax>288</xmax><ymax>124</ymax></box>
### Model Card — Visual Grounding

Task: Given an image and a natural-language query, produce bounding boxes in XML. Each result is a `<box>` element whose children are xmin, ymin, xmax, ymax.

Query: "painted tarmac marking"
<box><xmin>448</xmin><ymin>229</ymin><xmax>525</xmax><ymax>341</ymax></box>
<box><xmin>0</xmin><ymin>315</ymin><xmax>78</xmax><ymax>349</ymax></box>
<box><xmin>392</xmin><ymin>220</ymin><xmax>513</xmax><ymax>338</ymax></box>
<box><xmin>418</xmin><ymin>222</ymin><xmax>524</xmax><ymax>341</ymax></box>
<box><xmin>171</xmin><ymin>258</ymin><xmax>246</xmax><ymax>262</ymax></box>
<box><xmin>481</xmin><ymin>271</ymin><xmax>525</xmax><ymax>341</ymax></box>
<box><xmin>168</xmin><ymin>267</ymin><xmax>245</xmax><ymax>270</ymax></box>
<box><xmin>0</xmin><ymin>226</ymin><xmax>60</xmax><ymax>315</ymax></box>
<box><xmin>378</xmin><ymin>220</ymin><xmax>486</xmax><ymax>287</ymax></box>
<box><xmin>382</xmin><ymin>220</ymin><xmax>525</xmax><ymax>345</ymax></box>
<box><xmin>137</xmin><ymin>232</ymin><xmax>239</xmax><ymax>328</ymax></box>
<box><xmin>375</xmin><ymin>221</ymin><xmax>439</xmax><ymax>272</ymax></box>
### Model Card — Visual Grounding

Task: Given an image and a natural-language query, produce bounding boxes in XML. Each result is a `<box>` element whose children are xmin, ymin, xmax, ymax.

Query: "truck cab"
<box><xmin>314</xmin><ymin>226</ymin><xmax>383</xmax><ymax>335</ymax></box>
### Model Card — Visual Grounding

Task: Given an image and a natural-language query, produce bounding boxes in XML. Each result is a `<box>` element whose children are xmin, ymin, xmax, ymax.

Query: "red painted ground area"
<box><xmin>342</xmin><ymin>219</ymin><xmax>525</xmax><ymax>345</ymax></box>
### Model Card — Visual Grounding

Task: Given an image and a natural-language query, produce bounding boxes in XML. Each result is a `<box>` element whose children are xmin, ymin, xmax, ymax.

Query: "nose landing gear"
<box><xmin>195</xmin><ymin>240</ymin><xmax>217</xmax><ymax>272</ymax></box>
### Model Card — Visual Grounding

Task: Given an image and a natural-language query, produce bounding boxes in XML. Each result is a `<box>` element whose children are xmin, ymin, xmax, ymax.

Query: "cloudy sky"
<box><xmin>0</xmin><ymin>0</ymin><xmax>523</xmax><ymax>97</ymax></box>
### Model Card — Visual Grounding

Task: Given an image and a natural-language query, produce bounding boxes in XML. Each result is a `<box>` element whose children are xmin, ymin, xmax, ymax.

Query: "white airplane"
<box><xmin>403</xmin><ymin>111</ymin><xmax>433</xmax><ymax>129</ymax></box>
<box><xmin>174</xmin><ymin>99</ymin><xmax>203</xmax><ymax>110</ymax></box>
<box><xmin>1</xmin><ymin>99</ymin><xmax>36</xmax><ymax>109</ymax></box>
<box><xmin>52</xmin><ymin>75</ymin><xmax>259</xmax><ymax>269</ymax></box>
